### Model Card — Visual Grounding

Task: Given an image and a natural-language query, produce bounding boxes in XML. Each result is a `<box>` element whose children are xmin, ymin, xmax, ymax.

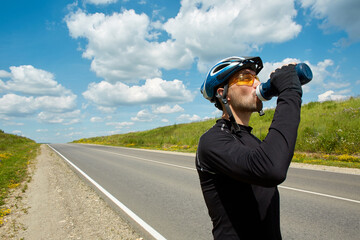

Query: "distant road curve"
<box><xmin>49</xmin><ymin>144</ymin><xmax>360</xmax><ymax>240</ymax></box>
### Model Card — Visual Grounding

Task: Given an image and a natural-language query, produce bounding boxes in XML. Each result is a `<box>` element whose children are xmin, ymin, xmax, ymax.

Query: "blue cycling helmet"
<box><xmin>201</xmin><ymin>56</ymin><xmax>263</xmax><ymax>102</ymax></box>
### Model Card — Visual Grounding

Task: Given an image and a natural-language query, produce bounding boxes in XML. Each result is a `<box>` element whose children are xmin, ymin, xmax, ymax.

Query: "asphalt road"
<box><xmin>49</xmin><ymin>143</ymin><xmax>360</xmax><ymax>240</ymax></box>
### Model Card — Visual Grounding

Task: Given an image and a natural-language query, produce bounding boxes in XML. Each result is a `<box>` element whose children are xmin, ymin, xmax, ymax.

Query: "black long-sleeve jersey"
<box><xmin>196</xmin><ymin>90</ymin><xmax>301</xmax><ymax>239</ymax></box>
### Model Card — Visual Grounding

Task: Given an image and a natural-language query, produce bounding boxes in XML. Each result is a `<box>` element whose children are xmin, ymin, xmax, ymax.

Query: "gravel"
<box><xmin>0</xmin><ymin>144</ymin><xmax>143</xmax><ymax>240</ymax></box>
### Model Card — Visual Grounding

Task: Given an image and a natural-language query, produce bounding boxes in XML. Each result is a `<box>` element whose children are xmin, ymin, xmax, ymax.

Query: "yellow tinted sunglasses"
<box><xmin>229</xmin><ymin>73</ymin><xmax>260</xmax><ymax>87</ymax></box>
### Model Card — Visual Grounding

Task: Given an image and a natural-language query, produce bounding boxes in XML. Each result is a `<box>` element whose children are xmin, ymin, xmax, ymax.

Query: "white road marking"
<box><xmin>91</xmin><ymin>146</ymin><xmax>360</xmax><ymax>204</ymax></box>
<box><xmin>278</xmin><ymin>185</ymin><xmax>360</xmax><ymax>204</ymax></box>
<box><xmin>48</xmin><ymin>145</ymin><xmax>167</xmax><ymax>240</ymax></box>
<box><xmin>91</xmin><ymin>147</ymin><xmax>196</xmax><ymax>171</ymax></box>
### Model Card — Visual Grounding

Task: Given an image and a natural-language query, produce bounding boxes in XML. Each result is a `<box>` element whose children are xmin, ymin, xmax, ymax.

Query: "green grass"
<box><xmin>73</xmin><ymin>97</ymin><xmax>360</xmax><ymax>168</ymax></box>
<box><xmin>249</xmin><ymin>97</ymin><xmax>360</xmax><ymax>154</ymax></box>
<box><xmin>75</xmin><ymin>120</ymin><xmax>217</xmax><ymax>152</ymax></box>
<box><xmin>0</xmin><ymin>130</ymin><xmax>40</xmax><ymax>207</ymax></box>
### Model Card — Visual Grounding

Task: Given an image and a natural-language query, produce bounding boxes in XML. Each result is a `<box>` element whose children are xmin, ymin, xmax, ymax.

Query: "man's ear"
<box><xmin>216</xmin><ymin>87</ymin><xmax>231</xmax><ymax>102</ymax></box>
<box><xmin>216</xmin><ymin>88</ymin><xmax>224</xmax><ymax>98</ymax></box>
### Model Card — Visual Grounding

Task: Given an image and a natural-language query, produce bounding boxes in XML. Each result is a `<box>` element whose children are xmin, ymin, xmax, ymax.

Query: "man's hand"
<box><xmin>270</xmin><ymin>64</ymin><xmax>302</xmax><ymax>97</ymax></box>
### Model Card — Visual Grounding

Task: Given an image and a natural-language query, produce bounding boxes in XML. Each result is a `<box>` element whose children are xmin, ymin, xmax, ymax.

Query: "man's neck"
<box><xmin>222</xmin><ymin>111</ymin><xmax>251</xmax><ymax>126</ymax></box>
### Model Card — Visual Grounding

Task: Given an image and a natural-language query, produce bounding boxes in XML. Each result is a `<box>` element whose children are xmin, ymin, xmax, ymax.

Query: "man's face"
<box><xmin>227</xmin><ymin>69</ymin><xmax>263</xmax><ymax>113</ymax></box>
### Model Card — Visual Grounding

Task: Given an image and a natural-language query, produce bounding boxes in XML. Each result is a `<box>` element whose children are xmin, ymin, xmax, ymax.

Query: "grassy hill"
<box><xmin>0</xmin><ymin>130</ymin><xmax>39</xmax><ymax>214</ymax></box>
<box><xmin>74</xmin><ymin>97</ymin><xmax>360</xmax><ymax>168</ymax></box>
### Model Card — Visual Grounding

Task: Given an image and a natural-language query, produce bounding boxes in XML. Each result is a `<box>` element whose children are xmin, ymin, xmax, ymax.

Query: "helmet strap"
<box><xmin>218</xmin><ymin>84</ymin><xmax>240</xmax><ymax>132</ymax></box>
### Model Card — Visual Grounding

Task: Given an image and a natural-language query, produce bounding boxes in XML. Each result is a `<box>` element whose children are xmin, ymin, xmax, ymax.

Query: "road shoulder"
<box><xmin>290</xmin><ymin>162</ymin><xmax>360</xmax><ymax>175</ymax></box>
<box><xmin>0</xmin><ymin>144</ymin><xmax>142</xmax><ymax>239</ymax></box>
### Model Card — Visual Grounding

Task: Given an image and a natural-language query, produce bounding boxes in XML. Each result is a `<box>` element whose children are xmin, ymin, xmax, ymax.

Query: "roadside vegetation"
<box><xmin>74</xmin><ymin>97</ymin><xmax>360</xmax><ymax>168</ymax></box>
<box><xmin>0</xmin><ymin>130</ymin><xmax>39</xmax><ymax>224</ymax></box>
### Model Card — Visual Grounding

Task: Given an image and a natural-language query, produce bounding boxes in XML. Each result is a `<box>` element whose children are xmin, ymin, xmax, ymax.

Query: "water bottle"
<box><xmin>256</xmin><ymin>63</ymin><xmax>313</xmax><ymax>101</ymax></box>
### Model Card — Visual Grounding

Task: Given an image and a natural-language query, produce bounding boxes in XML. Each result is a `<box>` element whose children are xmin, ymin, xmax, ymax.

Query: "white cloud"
<box><xmin>36</xmin><ymin>129</ymin><xmax>48</xmax><ymax>132</ymax></box>
<box><xmin>131</xmin><ymin>109</ymin><xmax>154</xmax><ymax>122</ymax></box>
<box><xmin>176</xmin><ymin>114</ymin><xmax>201</xmax><ymax>122</ymax></box>
<box><xmin>163</xmin><ymin>0</ymin><xmax>302</xmax><ymax>72</ymax></box>
<box><xmin>12</xmin><ymin>130</ymin><xmax>23</xmax><ymax>136</ymax></box>
<box><xmin>152</xmin><ymin>104</ymin><xmax>184</xmax><ymax>114</ymax></box>
<box><xmin>325</xmin><ymin>82</ymin><xmax>351</xmax><ymax>89</ymax></box>
<box><xmin>255</xmin><ymin>58</ymin><xmax>354</xmax><ymax>97</ymax></box>
<box><xmin>0</xmin><ymin>65</ymin><xmax>78</xmax><ymax>124</ymax></box>
<box><xmin>106</xmin><ymin>121</ymin><xmax>134</xmax><ymax>128</ymax></box>
<box><xmin>259</xmin><ymin>58</ymin><xmax>312</xmax><ymax>94</ymax></box>
<box><xmin>337</xmin><ymin>89</ymin><xmax>352</xmax><ymax>95</ymax></box>
<box><xmin>0</xmin><ymin>65</ymin><xmax>71</xmax><ymax>96</ymax></box>
<box><xmin>309</xmin><ymin>59</ymin><xmax>338</xmax><ymax>85</ymax></box>
<box><xmin>85</xmin><ymin>0</ymin><xmax>118</xmax><ymax>5</ymax></box>
<box><xmin>67</xmin><ymin>132</ymin><xmax>83</xmax><ymax>137</ymax></box>
<box><xmin>0</xmin><ymin>94</ymin><xmax>77</xmax><ymax>117</ymax></box>
<box><xmin>318</xmin><ymin>90</ymin><xmax>348</xmax><ymax>102</ymax></box>
<box><xmin>0</xmin><ymin>94</ymin><xmax>38</xmax><ymax>116</ymax></box>
<box><xmin>0</xmin><ymin>65</ymin><xmax>77</xmax><ymax>120</ymax></box>
<box><xmin>4</xmin><ymin>121</ymin><xmax>24</xmax><ymax>126</ymax></box>
<box><xmin>258</xmin><ymin>58</ymin><xmax>339</xmax><ymax>90</ymax></box>
<box><xmin>65</xmin><ymin>9</ymin><xmax>192</xmax><ymax>83</ymax></box>
<box><xmin>0</xmin><ymin>115</ymin><xmax>10</xmax><ymax>121</ymax></box>
<box><xmin>35</xmin><ymin>95</ymin><xmax>77</xmax><ymax>113</ymax></box>
<box><xmin>83</xmin><ymin>78</ymin><xmax>194</xmax><ymax>107</ymax></box>
<box><xmin>37</xmin><ymin>110</ymin><xmax>81</xmax><ymax>125</ymax></box>
<box><xmin>300</xmin><ymin>0</ymin><xmax>360</xmax><ymax>43</ymax></box>
<box><xmin>258</xmin><ymin>58</ymin><xmax>301</xmax><ymax>82</ymax></box>
<box><xmin>212</xmin><ymin>109</ymin><xmax>222</xmax><ymax>117</ymax></box>
<box><xmin>97</xmin><ymin>106</ymin><xmax>116</xmax><ymax>113</ymax></box>
<box><xmin>0</xmin><ymin>70</ymin><xmax>11</xmax><ymax>78</ymax></box>
<box><xmin>65</xmin><ymin>1</ymin><xmax>302</xmax><ymax>81</ymax></box>
<box><xmin>90</xmin><ymin>117</ymin><xmax>103</xmax><ymax>122</ymax></box>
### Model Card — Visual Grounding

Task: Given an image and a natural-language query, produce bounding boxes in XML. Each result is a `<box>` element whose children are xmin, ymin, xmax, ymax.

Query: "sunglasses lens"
<box><xmin>238</xmin><ymin>74</ymin><xmax>254</xmax><ymax>86</ymax></box>
<box><xmin>230</xmin><ymin>74</ymin><xmax>259</xmax><ymax>87</ymax></box>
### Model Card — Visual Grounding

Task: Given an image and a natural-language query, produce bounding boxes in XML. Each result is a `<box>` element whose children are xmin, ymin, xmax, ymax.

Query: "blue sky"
<box><xmin>1</xmin><ymin>0</ymin><xmax>359</xmax><ymax>143</ymax></box>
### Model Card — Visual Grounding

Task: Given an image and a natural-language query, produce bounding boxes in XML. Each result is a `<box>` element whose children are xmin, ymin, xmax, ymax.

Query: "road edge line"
<box><xmin>47</xmin><ymin>144</ymin><xmax>167</xmax><ymax>240</ymax></box>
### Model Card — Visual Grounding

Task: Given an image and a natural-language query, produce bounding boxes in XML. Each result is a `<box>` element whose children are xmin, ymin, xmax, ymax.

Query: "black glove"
<box><xmin>270</xmin><ymin>64</ymin><xmax>302</xmax><ymax>97</ymax></box>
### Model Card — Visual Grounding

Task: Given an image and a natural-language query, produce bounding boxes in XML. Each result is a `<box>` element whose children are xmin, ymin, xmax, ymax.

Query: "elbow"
<box><xmin>248</xmin><ymin>149</ymin><xmax>291</xmax><ymax>187</ymax></box>
<box><xmin>262</xmin><ymin>168</ymin><xmax>288</xmax><ymax>187</ymax></box>
<box><xmin>270</xmin><ymin>170</ymin><xmax>287</xmax><ymax>185</ymax></box>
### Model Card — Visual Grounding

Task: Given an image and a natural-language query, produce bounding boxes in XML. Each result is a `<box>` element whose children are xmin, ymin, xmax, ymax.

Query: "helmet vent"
<box><xmin>212</xmin><ymin>63</ymin><xmax>230</xmax><ymax>75</ymax></box>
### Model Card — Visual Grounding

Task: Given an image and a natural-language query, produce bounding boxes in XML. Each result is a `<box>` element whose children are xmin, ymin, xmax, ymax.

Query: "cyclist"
<box><xmin>196</xmin><ymin>56</ymin><xmax>302</xmax><ymax>239</ymax></box>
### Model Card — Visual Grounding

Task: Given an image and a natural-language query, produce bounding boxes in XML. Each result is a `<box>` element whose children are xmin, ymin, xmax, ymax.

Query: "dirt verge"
<box><xmin>0</xmin><ymin>144</ymin><xmax>142</xmax><ymax>239</ymax></box>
